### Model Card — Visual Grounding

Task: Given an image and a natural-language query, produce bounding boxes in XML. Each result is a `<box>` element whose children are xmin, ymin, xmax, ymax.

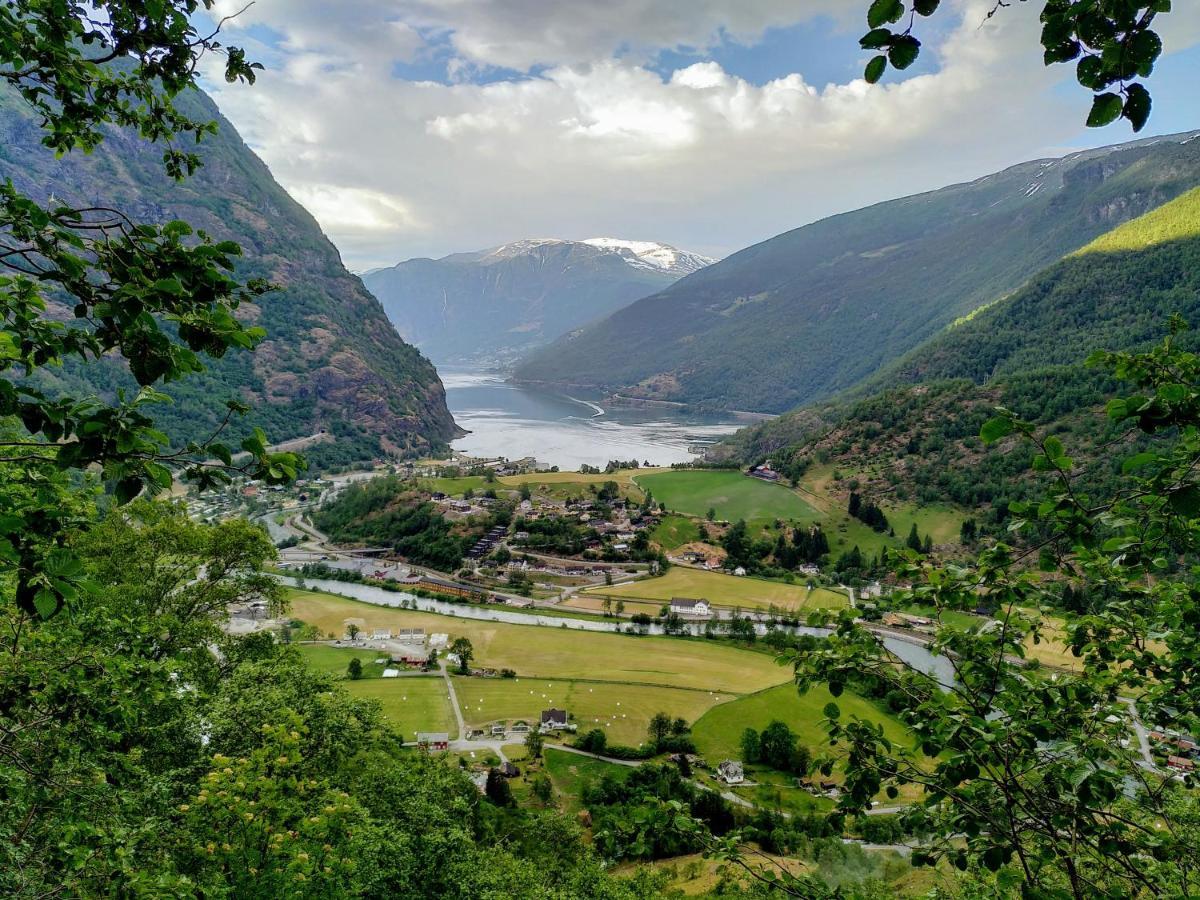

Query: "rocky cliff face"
<box><xmin>0</xmin><ymin>86</ymin><xmax>460</xmax><ymax>459</ymax></box>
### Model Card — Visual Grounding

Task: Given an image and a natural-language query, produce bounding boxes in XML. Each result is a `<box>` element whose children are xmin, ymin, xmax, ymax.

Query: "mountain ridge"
<box><xmin>0</xmin><ymin>84</ymin><xmax>460</xmax><ymax>462</ymax></box>
<box><xmin>363</xmin><ymin>237</ymin><xmax>713</xmax><ymax>366</ymax></box>
<box><xmin>513</xmin><ymin>130</ymin><xmax>1200</xmax><ymax>414</ymax></box>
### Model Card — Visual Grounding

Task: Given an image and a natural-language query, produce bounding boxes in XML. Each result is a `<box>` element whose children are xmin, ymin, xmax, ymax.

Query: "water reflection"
<box><xmin>442</xmin><ymin>369</ymin><xmax>744</xmax><ymax>469</ymax></box>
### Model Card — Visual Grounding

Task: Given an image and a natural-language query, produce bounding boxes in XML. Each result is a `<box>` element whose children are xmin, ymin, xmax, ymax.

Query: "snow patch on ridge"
<box><xmin>479</xmin><ymin>237</ymin><xmax>715</xmax><ymax>278</ymax></box>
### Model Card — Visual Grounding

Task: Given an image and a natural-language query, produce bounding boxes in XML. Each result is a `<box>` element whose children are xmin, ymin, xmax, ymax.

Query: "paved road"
<box><xmin>440</xmin><ymin>659</ymin><xmax>468</xmax><ymax>741</ymax></box>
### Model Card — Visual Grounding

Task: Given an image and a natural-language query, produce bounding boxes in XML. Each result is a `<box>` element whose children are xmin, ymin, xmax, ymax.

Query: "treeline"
<box><xmin>721</xmin><ymin>519</ymin><xmax>831</xmax><ymax>575</ymax></box>
<box><xmin>312</xmin><ymin>476</ymin><xmax>493</xmax><ymax>571</ymax></box>
<box><xmin>848</xmin><ymin>492</ymin><xmax>889</xmax><ymax>532</ymax></box>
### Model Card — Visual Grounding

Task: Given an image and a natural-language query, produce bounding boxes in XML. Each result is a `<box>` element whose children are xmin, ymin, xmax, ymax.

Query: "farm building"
<box><xmin>416</xmin><ymin>732</ymin><xmax>450</xmax><ymax>751</ymax></box>
<box><xmin>748</xmin><ymin>462</ymin><xmax>780</xmax><ymax>482</ymax></box>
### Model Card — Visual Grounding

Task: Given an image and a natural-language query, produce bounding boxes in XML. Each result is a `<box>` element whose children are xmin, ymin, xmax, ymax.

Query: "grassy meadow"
<box><xmin>635</xmin><ymin>469</ymin><xmax>820</xmax><ymax>525</ymax></box>
<box><xmin>296</xmin><ymin>643</ymin><xmax>390</xmax><ymax>678</ymax></box>
<box><xmin>344</xmin><ymin>676</ymin><xmax>457</xmax><ymax>740</ymax></box>
<box><xmin>452</xmin><ymin>676</ymin><xmax>735</xmax><ymax>746</ymax></box>
<box><xmin>691</xmin><ymin>682</ymin><xmax>913</xmax><ymax>763</ymax></box>
<box><xmin>584</xmin><ymin>566</ymin><xmax>848</xmax><ymax>613</ymax></box>
<box><xmin>287</xmin><ymin>588</ymin><xmax>790</xmax><ymax>692</ymax></box>
<box><xmin>650</xmin><ymin>514</ymin><xmax>701</xmax><ymax>550</ymax></box>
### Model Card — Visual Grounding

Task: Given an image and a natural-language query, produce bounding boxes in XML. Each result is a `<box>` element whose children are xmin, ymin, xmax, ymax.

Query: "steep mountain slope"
<box><xmin>0</xmin><ymin>85</ymin><xmax>459</xmax><ymax>461</ymax></box>
<box><xmin>515</xmin><ymin>131</ymin><xmax>1200</xmax><ymax>413</ymax></box>
<box><xmin>363</xmin><ymin>238</ymin><xmax>713</xmax><ymax>365</ymax></box>
<box><xmin>860</xmin><ymin>186</ymin><xmax>1200</xmax><ymax>389</ymax></box>
<box><xmin>719</xmin><ymin>189</ymin><xmax>1200</xmax><ymax>515</ymax></box>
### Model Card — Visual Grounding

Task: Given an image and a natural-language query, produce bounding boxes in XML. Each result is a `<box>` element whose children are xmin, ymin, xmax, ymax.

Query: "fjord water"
<box><xmin>443</xmin><ymin>369</ymin><xmax>743</xmax><ymax>468</ymax></box>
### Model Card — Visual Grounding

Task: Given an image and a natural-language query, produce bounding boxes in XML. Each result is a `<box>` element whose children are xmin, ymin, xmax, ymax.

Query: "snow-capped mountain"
<box><xmin>580</xmin><ymin>238</ymin><xmax>714</xmax><ymax>277</ymax></box>
<box><xmin>479</xmin><ymin>238</ymin><xmax>713</xmax><ymax>278</ymax></box>
<box><xmin>363</xmin><ymin>238</ymin><xmax>715</xmax><ymax>365</ymax></box>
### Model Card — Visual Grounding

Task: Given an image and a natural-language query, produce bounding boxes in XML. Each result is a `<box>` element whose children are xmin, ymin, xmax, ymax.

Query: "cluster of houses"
<box><xmin>880</xmin><ymin>611</ymin><xmax>936</xmax><ymax>634</ymax></box>
<box><xmin>1150</xmin><ymin>728</ymin><xmax>1199</xmax><ymax>776</ymax></box>
<box><xmin>676</xmin><ymin>549</ymin><xmax>727</xmax><ymax>571</ymax></box>
<box><xmin>467</xmin><ymin>524</ymin><xmax>509</xmax><ymax>560</ymax></box>
<box><xmin>798</xmin><ymin>777</ymin><xmax>844</xmax><ymax>800</ymax></box>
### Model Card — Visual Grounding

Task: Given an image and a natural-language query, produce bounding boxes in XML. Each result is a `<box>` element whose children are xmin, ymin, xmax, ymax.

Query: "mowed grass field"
<box><xmin>560</xmin><ymin>594</ymin><xmax>664</xmax><ymax>617</ymax></box>
<box><xmin>296</xmin><ymin>644</ymin><xmax>390</xmax><ymax>678</ymax></box>
<box><xmin>287</xmin><ymin>589</ymin><xmax>791</xmax><ymax>693</ymax></box>
<box><xmin>651</xmin><ymin>515</ymin><xmax>701</xmax><ymax>550</ymax></box>
<box><xmin>635</xmin><ymin>470</ymin><xmax>820</xmax><ymax>525</ymax></box>
<box><xmin>692</xmin><ymin>682</ymin><xmax>913</xmax><ymax>762</ymax></box>
<box><xmin>344</xmin><ymin>676</ymin><xmax>457</xmax><ymax>741</ymax></box>
<box><xmin>452</xmin><ymin>676</ymin><xmax>736</xmax><ymax>746</ymax></box>
<box><xmin>584</xmin><ymin>567</ymin><xmax>849</xmax><ymax>613</ymax></box>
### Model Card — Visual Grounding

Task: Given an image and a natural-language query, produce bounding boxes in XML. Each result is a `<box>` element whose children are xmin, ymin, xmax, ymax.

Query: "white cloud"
<box><xmin>202</xmin><ymin>1</ymin><xmax>1200</xmax><ymax>270</ymax></box>
<box><xmin>212</xmin><ymin>0</ymin><xmax>852</xmax><ymax>71</ymax></box>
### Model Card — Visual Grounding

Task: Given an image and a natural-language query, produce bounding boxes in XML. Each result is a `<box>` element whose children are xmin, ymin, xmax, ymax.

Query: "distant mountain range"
<box><xmin>0</xmin><ymin>84</ymin><xmax>459</xmax><ymax>463</ymax></box>
<box><xmin>514</xmin><ymin>131</ymin><xmax>1200</xmax><ymax>414</ymax></box>
<box><xmin>362</xmin><ymin>238</ymin><xmax>714</xmax><ymax>365</ymax></box>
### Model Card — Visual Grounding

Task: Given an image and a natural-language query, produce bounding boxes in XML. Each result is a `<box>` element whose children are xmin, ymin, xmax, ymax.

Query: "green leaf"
<box><xmin>1168</xmin><ymin>485</ymin><xmax>1200</xmax><ymax>518</ymax></box>
<box><xmin>980</xmin><ymin>417</ymin><xmax>1014</xmax><ymax>444</ymax></box>
<box><xmin>865</xmin><ymin>55</ymin><xmax>887</xmax><ymax>84</ymax></box>
<box><xmin>1122</xmin><ymin>83</ymin><xmax>1151</xmax><ymax>132</ymax></box>
<box><xmin>823</xmin><ymin>702</ymin><xmax>841</xmax><ymax>720</ymax></box>
<box><xmin>1086</xmin><ymin>92</ymin><xmax>1123</xmax><ymax>127</ymax></box>
<box><xmin>860</xmin><ymin>28</ymin><xmax>892</xmax><ymax>50</ymax></box>
<box><xmin>1122</xmin><ymin>451</ymin><xmax>1158</xmax><ymax>473</ymax></box>
<box><xmin>33</xmin><ymin>588</ymin><xmax>59</xmax><ymax>619</ymax></box>
<box><xmin>913</xmin><ymin>0</ymin><xmax>939</xmax><ymax>15</ymax></box>
<box><xmin>114</xmin><ymin>476</ymin><xmax>143</xmax><ymax>505</ymax></box>
<box><xmin>152</xmin><ymin>277</ymin><xmax>184</xmax><ymax>296</ymax></box>
<box><xmin>887</xmin><ymin>35</ymin><xmax>921</xmax><ymax>70</ymax></box>
<box><xmin>867</xmin><ymin>0</ymin><xmax>905</xmax><ymax>29</ymax></box>
<box><xmin>983</xmin><ymin>846</ymin><xmax>1006</xmax><ymax>871</ymax></box>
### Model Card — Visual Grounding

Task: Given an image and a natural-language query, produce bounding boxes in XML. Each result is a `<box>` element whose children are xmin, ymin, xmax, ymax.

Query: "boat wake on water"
<box><xmin>564</xmin><ymin>395</ymin><xmax>606</xmax><ymax>418</ymax></box>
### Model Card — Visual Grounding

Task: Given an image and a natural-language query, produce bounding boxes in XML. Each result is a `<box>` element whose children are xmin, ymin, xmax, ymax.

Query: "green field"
<box><xmin>288</xmin><ymin>589</ymin><xmax>791</xmax><ymax>693</ymax></box>
<box><xmin>543</xmin><ymin>748</ymin><xmax>631</xmax><ymax>812</ymax></box>
<box><xmin>453</xmin><ymin>676</ymin><xmax>736</xmax><ymax>746</ymax></box>
<box><xmin>796</xmin><ymin>464</ymin><xmax>965</xmax><ymax>559</ymax></box>
<box><xmin>691</xmin><ymin>682</ymin><xmax>913</xmax><ymax>762</ymax></box>
<box><xmin>635</xmin><ymin>470</ymin><xmax>819</xmax><ymax>525</ymax></box>
<box><xmin>344</xmin><ymin>676</ymin><xmax>457</xmax><ymax>741</ymax></box>
<box><xmin>417</xmin><ymin>475</ymin><xmax>488</xmax><ymax>496</ymax></box>
<box><xmin>651</xmin><ymin>515</ymin><xmax>701</xmax><ymax>551</ymax></box>
<box><xmin>296</xmin><ymin>643</ymin><xmax>390</xmax><ymax>678</ymax></box>
<box><xmin>585</xmin><ymin>567</ymin><xmax>848</xmax><ymax>613</ymax></box>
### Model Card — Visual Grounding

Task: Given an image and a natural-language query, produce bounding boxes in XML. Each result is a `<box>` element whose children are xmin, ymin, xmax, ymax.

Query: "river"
<box><xmin>442</xmin><ymin>369</ymin><xmax>746</xmax><ymax>469</ymax></box>
<box><xmin>288</xmin><ymin>575</ymin><xmax>957</xmax><ymax>685</ymax></box>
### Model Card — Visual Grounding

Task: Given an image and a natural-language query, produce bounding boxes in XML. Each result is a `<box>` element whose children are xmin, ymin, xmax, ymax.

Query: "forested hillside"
<box><xmin>0</xmin><ymin>85</ymin><xmax>460</xmax><ymax>462</ymax></box>
<box><xmin>515</xmin><ymin>132</ymin><xmax>1200</xmax><ymax>413</ymax></box>
<box><xmin>863</xmin><ymin>186</ymin><xmax>1200</xmax><ymax>389</ymax></box>
<box><xmin>720</xmin><ymin>188</ymin><xmax>1200</xmax><ymax>517</ymax></box>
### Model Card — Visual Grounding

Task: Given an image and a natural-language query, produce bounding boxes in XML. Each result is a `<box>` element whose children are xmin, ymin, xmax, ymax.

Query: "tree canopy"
<box><xmin>858</xmin><ymin>1</ymin><xmax>1172</xmax><ymax>131</ymax></box>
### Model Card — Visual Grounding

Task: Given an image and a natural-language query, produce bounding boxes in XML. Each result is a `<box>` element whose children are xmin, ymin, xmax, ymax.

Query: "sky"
<box><xmin>197</xmin><ymin>1</ymin><xmax>1200</xmax><ymax>271</ymax></box>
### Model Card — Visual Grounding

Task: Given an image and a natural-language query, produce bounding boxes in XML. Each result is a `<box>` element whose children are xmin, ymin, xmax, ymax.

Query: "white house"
<box><xmin>717</xmin><ymin>760</ymin><xmax>745</xmax><ymax>784</ymax></box>
<box><xmin>670</xmin><ymin>597</ymin><xmax>712</xmax><ymax>619</ymax></box>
